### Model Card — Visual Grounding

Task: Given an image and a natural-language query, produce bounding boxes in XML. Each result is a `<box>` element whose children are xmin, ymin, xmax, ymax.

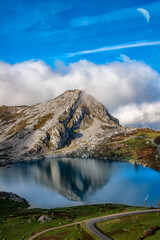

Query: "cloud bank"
<box><xmin>114</xmin><ymin>102</ymin><xmax>160</xmax><ymax>125</ymax></box>
<box><xmin>0</xmin><ymin>58</ymin><xmax>160</xmax><ymax>128</ymax></box>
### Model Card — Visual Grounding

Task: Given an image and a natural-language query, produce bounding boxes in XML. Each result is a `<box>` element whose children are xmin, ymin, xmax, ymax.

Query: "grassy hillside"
<box><xmin>96</xmin><ymin>212</ymin><xmax>160</xmax><ymax>240</ymax></box>
<box><xmin>92</xmin><ymin>128</ymin><xmax>160</xmax><ymax>171</ymax></box>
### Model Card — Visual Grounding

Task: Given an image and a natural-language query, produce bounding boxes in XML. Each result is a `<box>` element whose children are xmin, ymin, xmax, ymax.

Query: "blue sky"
<box><xmin>0</xmin><ymin>0</ymin><xmax>160</xmax><ymax>128</ymax></box>
<box><xmin>1</xmin><ymin>0</ymin><xmax>160</xmax><ymax>70</ymax></box>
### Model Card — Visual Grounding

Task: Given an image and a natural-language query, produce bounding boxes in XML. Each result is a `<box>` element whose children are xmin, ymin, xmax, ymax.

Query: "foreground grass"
<box><xmin>96</xmin><ymin>212</ymin><xmax>160</xmax><ymax>240</ymax></box>
<box><xmin>35</xmin><ymin>224</ymin><xmax>96</xmax><ymax>240</ymax></box>
<box><xmin>0</xmin><ymin>200</ymin><xmax>147</xmax><ymax>240</ymax></box>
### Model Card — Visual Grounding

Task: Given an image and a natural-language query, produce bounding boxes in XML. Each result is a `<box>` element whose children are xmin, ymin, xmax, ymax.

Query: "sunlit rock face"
<box><xmin>31</xmin><ymin>158</ymin><xmax>111</xmax><ymax>201</ymax></box>
<box><xmin>0</xmin><ymin>89</ymin><xmax>121</xmax><ymax>159</ymax></box>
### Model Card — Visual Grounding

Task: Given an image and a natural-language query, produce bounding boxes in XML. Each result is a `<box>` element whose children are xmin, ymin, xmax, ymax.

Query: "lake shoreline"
<box><xmin>1</xmin><ymin>154</ymin><xmax>160</xmax><ymax>173</ymax></box>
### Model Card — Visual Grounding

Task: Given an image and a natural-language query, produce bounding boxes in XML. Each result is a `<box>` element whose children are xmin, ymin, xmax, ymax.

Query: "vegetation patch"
<box><xmin>0</xmin><ymin>106</ymin><xmax>24</xmax><ymax>123</ymax></box>
<box><xmin>96</xmin><ymin>212</ymin><xmax>160</xmax><ymax>240</ymax></box>
<box><xmin>91</xmin><ymin>129</ymin><xmax>160</xmax><ymax>171</ymax></box>
<box><xmin>79</xmin><ymin>125</ymin><xmax>90</xmax><ymax>131</ymax></box>
<box><xmin>35</xmin><ymin>224</ymin><xmax>95</xmax><ymax>240</ymax></box>
<box><xmin>136</xmin><ymin>129</ymin><xmax>160</xmax><ymax>140</ymax></box>
<box><xmin>59</xmin><ymin>111</ymin><xmax>69</xmax><ymax>123</ymax></box>
<box><xmin>154</xmin><ymin>136</ymin><xmax>160</xmax><ymax>145</ymax></box>
<box><xmin>101</xmin><ymin>125</ymin><xmax>115</xmax><ymax>130</ymax></box>
<box><xmin>8</xmin><ymin>119</ymin><xmax>28</xmax><ymax>136</ymax></box>
<box><xmin>67</xmin><ymin>117</ymin><xmax>75</xmax><ymax>128</ymax></box>
<box><xmin>34</xmin><ymin>114</ymin><xmax>53</xmax><ymax>130</ymax></box>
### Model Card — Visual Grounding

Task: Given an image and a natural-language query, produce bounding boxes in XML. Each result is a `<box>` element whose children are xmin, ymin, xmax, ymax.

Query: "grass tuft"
<box><xmin>34</xmin><ymin>114</ymin><xmax>53</xmax><ymax>130</ymax></box>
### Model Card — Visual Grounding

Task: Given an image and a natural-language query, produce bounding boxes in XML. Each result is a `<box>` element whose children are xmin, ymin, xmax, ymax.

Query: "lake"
<box><xmin>0</xmin><ymin>157</ymin><xmax>160</xmax><ymax>208</ymax></box>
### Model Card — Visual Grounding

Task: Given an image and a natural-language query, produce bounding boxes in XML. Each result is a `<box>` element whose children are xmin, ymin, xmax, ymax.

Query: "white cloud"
<box><xmin>0</xmin><ymin>58</ymin><xmax>160</xmax><ymax>127</ymax></box>
<box><xmin>114</xmin><ymin>102</ymin><xmax>160</xmax><ymax>125</ymax></box>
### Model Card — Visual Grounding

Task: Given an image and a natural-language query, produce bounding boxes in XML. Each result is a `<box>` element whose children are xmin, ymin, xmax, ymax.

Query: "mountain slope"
<box><xmin>0</xmin><ymin>89</ymin><xmax>138</xmax><ymax>161</ymax></box>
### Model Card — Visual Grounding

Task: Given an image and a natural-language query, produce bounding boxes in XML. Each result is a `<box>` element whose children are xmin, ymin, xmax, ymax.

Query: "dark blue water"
<box><xmin>0</xmin><ymin>158</ymin><xmax>160</xmax><ymax>208</ymax></box>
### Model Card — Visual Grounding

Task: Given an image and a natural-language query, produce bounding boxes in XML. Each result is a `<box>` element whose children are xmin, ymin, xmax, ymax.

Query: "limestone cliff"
<box><xmin>0</xmin><ymin>89</ymin><xmax>136</xmax><ymax>160</ymax></box>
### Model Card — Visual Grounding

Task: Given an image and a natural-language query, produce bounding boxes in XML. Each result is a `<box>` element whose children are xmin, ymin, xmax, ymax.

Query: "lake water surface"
<box><xmin>0</xmin><ymin>158</ymin><xmax>160</xmax><ymax>208</ymax></box>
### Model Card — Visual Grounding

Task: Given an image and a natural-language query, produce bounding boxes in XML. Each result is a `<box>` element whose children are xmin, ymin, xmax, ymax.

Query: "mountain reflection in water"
<box><xmin>0</xmin><ymin>157</ymin><xmax>160</xmax><ymax>208</ymax></box>
<box><xmin>29</xmin><ymin>158</ymin><xmax>111</xmax><ymax>201</ymax></box>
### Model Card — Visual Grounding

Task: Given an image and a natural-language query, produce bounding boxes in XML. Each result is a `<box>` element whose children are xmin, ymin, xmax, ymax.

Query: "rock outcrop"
<box><xmin>37</xmin><ymin>215</ymin><xmax>52</xmax><ymax>223</ymax></box>
<box><xmin>0</xmin><ymin>89</ymin><xmax>136</xmax><ymax>160</ymax></box>
<box><xmin>0</xmin><ymin>191</ymin><xmax>28</xmax><ymax>204</ymax></box>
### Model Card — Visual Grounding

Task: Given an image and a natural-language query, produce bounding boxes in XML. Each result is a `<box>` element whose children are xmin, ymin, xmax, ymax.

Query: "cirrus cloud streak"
<box><xmin>67</xmin><ymin>41</ymin><xmax>160</xmax><ymax>57</ymax></box>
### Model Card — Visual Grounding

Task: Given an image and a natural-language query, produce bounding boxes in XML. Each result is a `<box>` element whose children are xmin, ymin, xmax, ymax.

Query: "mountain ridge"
<box><xmin>0</xmin><ymin>89</ymin><xmax>128</xmax><ymax>158</ymax></box>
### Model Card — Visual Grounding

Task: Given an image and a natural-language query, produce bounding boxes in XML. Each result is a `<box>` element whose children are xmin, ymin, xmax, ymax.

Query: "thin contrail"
<box><xmin>67</xmin><ymin>41</ymin><xmax>160</xmax><ymax>57</ymax></box>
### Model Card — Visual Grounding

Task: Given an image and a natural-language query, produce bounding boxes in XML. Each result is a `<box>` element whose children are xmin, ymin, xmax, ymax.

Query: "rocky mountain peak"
<box><xmin>0</xmin><ymin>89</ymin><xmax>122</xmax><ymax>159</ymax></box>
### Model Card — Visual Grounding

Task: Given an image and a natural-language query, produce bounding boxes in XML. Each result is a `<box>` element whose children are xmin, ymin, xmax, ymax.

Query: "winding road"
<box><xmin>86</xmin><ymin>209</ymin><xmax>160</xmax><ymax>240</ymax></box>
<box><xmin>28</xmin><ymin>209</ymin><xmax>160</xmax><ymax>240</ymax></box>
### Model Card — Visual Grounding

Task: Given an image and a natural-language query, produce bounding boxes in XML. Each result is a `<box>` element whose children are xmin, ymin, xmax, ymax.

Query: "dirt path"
<box><xmin>106</xmin><ymin>135</ymin><xmax>135</xmax><ymax>145</ymax></box>
<box><xmin>28</xmin><ymin>209</ymin><xmax>160</xmax><ymax>240</ymax></box>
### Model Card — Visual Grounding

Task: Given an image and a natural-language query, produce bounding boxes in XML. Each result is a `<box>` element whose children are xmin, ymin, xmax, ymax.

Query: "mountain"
<box><xmin>0</xmin><ymin>89</ymin><xmax>127</xmax><ymax>157</ymax></box>
<box><xmin>0</xmin><ymin>89</ymin><xmax>159</xmax><ymax>171</ymax></box>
